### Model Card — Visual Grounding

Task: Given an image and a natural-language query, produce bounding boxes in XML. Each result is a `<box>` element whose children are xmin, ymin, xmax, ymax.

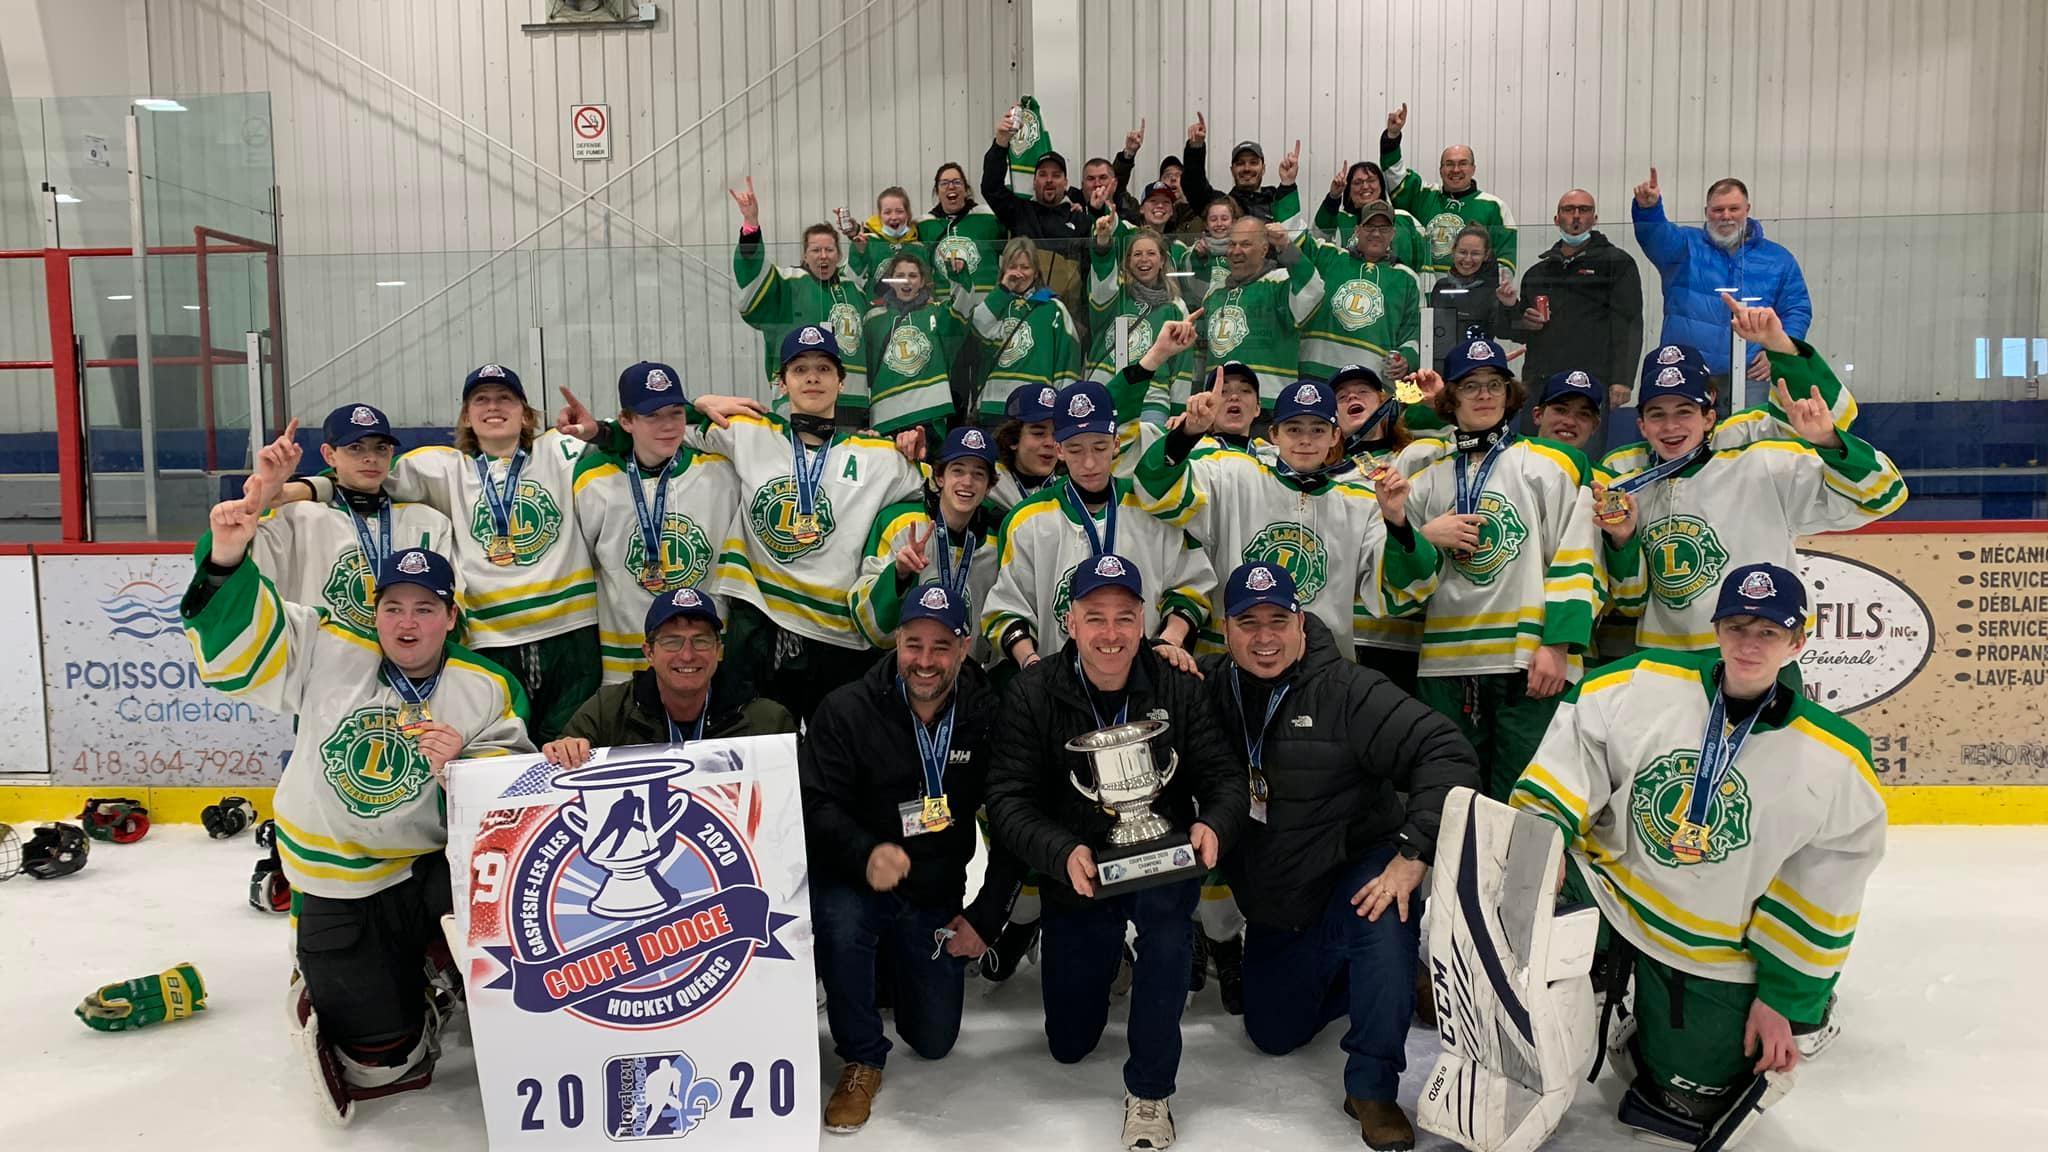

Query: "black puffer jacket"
<box><xmin>985</xmin><ymin>642</ymin><xmax>1249</xmax><ymax>904</ymax></box>
<box><xmin>1201</xmin><ymin>616</ymin><xmax>1481</xmax><ymax>931</ymax></box>
<box><xmin>799</xmin><ymin>653</ymin><xmax>1026</xmax><ymax>943</ymax></box>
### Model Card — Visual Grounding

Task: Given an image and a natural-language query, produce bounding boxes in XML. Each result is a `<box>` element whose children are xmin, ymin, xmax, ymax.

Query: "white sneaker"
<box><xmin>1122</xmin><ymin>1094</ymin><xmax>1174</xmax><ymax>1150</ymax></box>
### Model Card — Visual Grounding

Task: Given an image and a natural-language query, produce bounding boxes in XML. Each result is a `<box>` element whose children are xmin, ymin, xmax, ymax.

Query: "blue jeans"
<box><xmin>1241</xmin><ymin>845</ymin><xmax>1420</xmax><ymax>1102</ymax></box>
<box><xmin>812</xmin><ymin>879</ymin><xmax>966</xmax><ymax>1068</ymax></box>
<box><xmin>1039</xmin><ymin>877</ymin><xmax>1202</xmax><ymax>1100</ymax></box>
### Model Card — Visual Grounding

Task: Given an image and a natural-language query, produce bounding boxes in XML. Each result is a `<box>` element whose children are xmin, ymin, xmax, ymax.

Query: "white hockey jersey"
<box><xmin>571</xmin><ymin>445</ymin><xmax>742</xmax><ymax>682</ymax></box>
<box><xmin>981</xmin><ymin>477</ymin><xmax>1217</xmax><ymax>656</ymax></box>
<box><xmin>378</xmin><ymin>431</ymin><xmax>597</xmax><ymax>648</ymax></box>
<box><xmin>249</xmin><ymin>496</ymin><xmax>454</xmax><ymax>636</ymax></box>
<box><xmin>1402</xmin><ymin>436</ymin><xmax>1604</xmax><ymax>679</ymax></box>
<box><xmin>692</xmin><ymin>411</ymin><xmax>925</xmax><ymax>649</ymax></box>
<box><xmin>1511</xmin><ymin>648</ymin><xmax>1886</xmax><ymax>1022</ymax></box>
<box><xmin>183</xmin><ymin>561</ymin><xmax>533</xmax><ymax>899</ymax></box>
<box><xmin>1130</xmin><ymin>437</ymin><xmax>1437</xmax><ymax>655</ymax></box>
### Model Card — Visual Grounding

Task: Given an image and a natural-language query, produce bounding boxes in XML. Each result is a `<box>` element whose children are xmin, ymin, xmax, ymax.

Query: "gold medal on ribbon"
<box><xmin>1595</xmin><ymin>486</ymin><xmax>1632</xmax><ymax>526</ymax></box>
<box><xmin>791</xmin><ymin>513</ymin><xmax>821</xmax><ymax>544</ymax></box>
<box><xmin>921</xmin><ymin>794</ymin><xmax>952</xmax><ymax>832</ymax></box>
<box><xmin>639</xmin><ymin>564</ymin><xmax>668</xmax><ymax>592</ymax></box>
<box><xmin>1669</xmin><ymin>818</ymin><xmax>1710</xmax><ymax>864</ymax></box>
<box><xmin>1249</xmin><ymin>770</ymin><xmax>1270</xmax><ymax>804</ymax></box>
<box><xmin>396</xmin><ymin>702</ymin><xmax>431</xmax><ymax>732</ymax></box>
<box><xmin>488</xmin><ymin>534</ymin><xmax>517</xmax><ymax>566</ymax></box>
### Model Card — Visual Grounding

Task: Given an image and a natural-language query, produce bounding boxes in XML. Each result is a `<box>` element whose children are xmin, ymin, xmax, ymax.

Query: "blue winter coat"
<box><xmin>1632</xmin><ymin>201</ymin><xmax>1811</xmax><ymax>375</ymax></box>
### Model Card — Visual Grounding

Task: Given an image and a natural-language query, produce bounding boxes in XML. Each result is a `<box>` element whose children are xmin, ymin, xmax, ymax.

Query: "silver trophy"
<box><xmin>552</xmin><ymin>757</ymin><xmax>696</xmax><ymax>920</ymax></box>
<box><xmin>1067</xmin><ymin>719</ymin><xmax>1201</xmax><ymax>892</ymax></box>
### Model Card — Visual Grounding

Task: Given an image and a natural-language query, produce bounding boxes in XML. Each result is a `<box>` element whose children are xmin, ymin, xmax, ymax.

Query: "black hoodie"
<box><xmin>1514</xmin><ymin>229</ymin><xmax>1646</xmax><ymax>398</ymax></box>
<box><xmin>1200</xmin><ymin>616</ymin><xmax>1481</xmax><ymax>930</ymax></box>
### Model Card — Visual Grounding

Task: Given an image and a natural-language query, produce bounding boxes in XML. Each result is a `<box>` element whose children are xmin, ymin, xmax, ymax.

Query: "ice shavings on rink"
<box><xmin>1</xmin><ymin>824</ymin><xmax>2035</xmax><ymax>1152</ymax></box>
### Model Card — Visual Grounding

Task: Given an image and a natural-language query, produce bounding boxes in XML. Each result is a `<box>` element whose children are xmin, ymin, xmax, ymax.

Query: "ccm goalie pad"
<box><xmin>1416</xmin><ymin>788</ymin><xmax>1601</xmax><ymax>1152</ymax></box>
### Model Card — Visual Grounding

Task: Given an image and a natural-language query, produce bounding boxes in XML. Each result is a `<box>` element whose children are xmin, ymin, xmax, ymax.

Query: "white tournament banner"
<box><xmin>38</xmin><ymin>549</ymin><xmax>294</xmax><ymax>786</ymax></box>
<box><xmin>446</xmin><ymin>737</ymin><xmax>819</xmax><ymax>1150</ymax></box>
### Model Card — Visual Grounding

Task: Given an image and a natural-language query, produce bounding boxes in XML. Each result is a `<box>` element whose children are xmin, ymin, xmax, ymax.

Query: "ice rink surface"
<box><xmin>3</xmin><ymin>824</ymin><xmax>2036</xmax><ymax>1152</ymax></box>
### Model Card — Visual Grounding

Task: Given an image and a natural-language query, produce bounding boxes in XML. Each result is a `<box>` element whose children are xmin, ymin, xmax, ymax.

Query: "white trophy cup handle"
<box><xmin>561</xmin><ymin>801</ymin><xmax>590</xmax><ymax>837</ymax></box>
<box><xmin>1069</xmin><ymin>771</ymin><xmax>1101</xmax><ymax>804</ymax></box>
<box><xmin>1155</xmin><ymin>749</ymin><xmax>1178</xmax><ymax>789</ymax></box>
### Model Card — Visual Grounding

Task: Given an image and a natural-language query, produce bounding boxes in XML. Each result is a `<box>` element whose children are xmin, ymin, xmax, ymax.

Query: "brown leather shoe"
<box><xmin>824</xmin><ymin>1063</ymin><xmax>883</xmax><ymax>1134</ymax></box>
<box><xmin>1343</xmin><ymin>1096</ymin><xmax>1416</xmax><ymax>1151</ymax></box>
<box><xmin>1413</xmin><ymin>965</ymin><xmax>1438</xmax><ymax>1029</ymax></box>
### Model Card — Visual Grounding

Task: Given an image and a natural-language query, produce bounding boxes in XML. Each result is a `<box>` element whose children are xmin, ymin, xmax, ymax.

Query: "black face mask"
<box><xmin>1453</xmin><ymin>413</ymin><xmax>1516</xmax><ymax>454</ymax></box>
<box><xmin>788</xmin><ymin>412</ymin><xmax>836</xmax><ymax>440</ymax></box>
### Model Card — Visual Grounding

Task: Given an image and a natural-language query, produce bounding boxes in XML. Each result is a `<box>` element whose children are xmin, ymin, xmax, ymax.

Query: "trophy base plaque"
<box><xmin>1093</xmin><ymin>833</ymin><xmax>1204</xmax><ymax>895</ymax></box>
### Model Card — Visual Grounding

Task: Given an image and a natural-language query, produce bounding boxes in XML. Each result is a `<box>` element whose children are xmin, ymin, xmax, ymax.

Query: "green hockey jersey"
<box><xmin>247</xmin><ymin>496</ymin><xmax>453</xmax><ymax>636</ymax></box>
<box><xmin>182</xmin><ymin>560</ymin><xmax>532</xmax><ymax>899</ymax></box>
<box><xmin>571</xmin><ymin>446</ymin><xmax>741</xmax><ymax>683</ymax></box>
<box><xmin>863</xmin><ymin>295</ymin><xmax>970</xmax><ymax>434</ymax></box>
<box><xmin>960</xmin><ymin>286</ymin><xmax>1083</xmax><ymax>418</ymax></box>
<box><xmin>918</xmin><ymin>204</ymin><xmax>1008</xmax><ymax>294</ymax></box>
<box><xmin>1305</xmin><ymin>198</ymin><xmax>1429</xmax><ymax>271</ymax></box>
<box><xmin>1401</xmin><ymin>436</ymin><xmax>1604</xmax><ymax>679</ymax></box>
<box><xmin>734</xmin><ymin>236</ymin><xmax>872</xmax><ymax>410</ymax></box>
<box><xmin>1086</xmin><ymin>239</ymin><xmax>1194</xmax><ymax>424</ymax></box>
<box><xmin>1511</xmin><ymin>648</ymin><xmax>1886</xmax><ymax>1022</ymax></box>
<box><xmin>1131</xmin><ymin>432</ymin><xmax>1438</xmax><ymax>654</ymax></box>
<box><xmin>981</xmin><ymin>477</ymin><xmax>1217</xmax><ymax>657</ymax></box>
<box><xmin>375</xmin><ymin>432</ymin><xmax>597</xmax><ymax>648</ymax></box>
<box><xmin>1196</xmin><ymin>257</ymin><xmax>1321</xmax><ymax>406</ymax></box>
<box><xmin>1295</xmin><ymin>233</ymin><xmax>1424</xmax><ymax>384</ymax></box>
<box><xmin>849</xmin><ymin>499</ymin><xmax>1003</xmax><ymax>664</ymax></box>
<box><xmin>1381</xmin><ymin>138</ymin><xmax>1519</xmax><ymax>273</ymax></box>
<box><xmin>691</xmin><ymin>411</ymin><xmax>924</xmax><ymax>649</ymax></box>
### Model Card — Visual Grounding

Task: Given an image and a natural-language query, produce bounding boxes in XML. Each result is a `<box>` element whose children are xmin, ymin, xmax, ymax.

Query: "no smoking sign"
<box><xmin>570</xmin><ymin>103</ymin><xmax>610</xmax><ymax>160</ymax></box>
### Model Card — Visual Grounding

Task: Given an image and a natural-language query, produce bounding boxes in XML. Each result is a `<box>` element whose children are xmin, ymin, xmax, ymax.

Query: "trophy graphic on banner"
<box><xmin>553</xmin><ymin>758</ymin><xmax>696</xmax><ymax>920</ymax></box>
<box><xmin>1067</xmin><ymin>719</ymin><xmax>1202</xmax><ymax>893</ymax></box>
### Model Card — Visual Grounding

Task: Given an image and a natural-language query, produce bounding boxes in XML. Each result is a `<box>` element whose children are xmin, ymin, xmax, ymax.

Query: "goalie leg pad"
<box><xmin>1695</xmin><ymin>1069</ymin><xmax>1795</xmax><ymax>1152</ymax></box>
<box><xmin>1414</xmin><ymin>788</ymin><xmax>1599</xmax><ymax>1152</ymax></box>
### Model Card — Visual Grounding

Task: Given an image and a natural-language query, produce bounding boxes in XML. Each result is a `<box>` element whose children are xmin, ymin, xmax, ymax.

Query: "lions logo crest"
<box><xmin>467</xmin><ymin>480</ymin><xmax>564</xmax><ymax>566</ymax></box>
<box><xmin>827</xmin><ymin>303</ymin><xmax>863</xmax><ymax>354</ymax></box>
<box><xmin>1008</xmin><ymin>104</ymin><xmax>1044</xmax><ymax>153</ymax></box>
<box><xmin>882</xmin><ymin>321</ymin><xmax>933</xmax><ymax>376</ymax></box>
<box><xmin>1425</xmin><ymin>212</ymin><xmax>1465</xmax><ymax>259</ymax></box>
<box><xmin>1243</xmin><ymin>523</ymin><xmax>1329</xmax><ymax>602</ymax></box>
<box><xmin>1450</xmin><ymin>493</ymin><xmax>1528</xmax><ymax>586</ymax></box>
<box><xmin>1644</xmin><ymin>515</ymin><xmax>1731</xmax><ymax>608</ymax></box>
<box><xmin>625</xmin><ymin>514</ymin><xmax>714</xmax><ymax>593</ymax></box>
<box><xmin>1207</xmin><ymin>303</ymin><xmax>1251</xmax><ymax>356</ymax></box>
<box><xmin>1631</xmin><ymin>750</ymin><xmax>1754</xmax><ymax>868</ymax></box>
<box><xmin>935</xmin><ymin>234</ymin><xmax>982</xmax><ymax>276</ymax></box>
<box><xmin>322</xmin><ymin>551</ymin><xmax>378</xmax><ymax>634</ymax></box>
<box><xmin>995</xmin><ymin>316</ymin><xmax>1036</xmax><ymax>367</ymax></box>
<box><xmin>747</xmin><ymin>478</ymin><xmax>835</xmax><ymax>562</ymax></box>
<box><xmin>1331</xmin><ymin>277</ymin><xmax>1387</xmax><ymax>331</ymax></box>
<box><xmin>320</xmin><ymin>706</ymin><xmax>434</xmax><ymax>819</ymax></box>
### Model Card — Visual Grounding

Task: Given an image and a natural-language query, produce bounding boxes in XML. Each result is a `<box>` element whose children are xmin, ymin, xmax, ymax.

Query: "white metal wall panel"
<box><xmin>1073</xmin><ymin>0</ymin><xmax>2048</xmax><ymax>402</ymax></box>
<box><xmin>139</xmin><ymin>0</ymin><xmax>1024</xmax><ymax>420</ymax></box>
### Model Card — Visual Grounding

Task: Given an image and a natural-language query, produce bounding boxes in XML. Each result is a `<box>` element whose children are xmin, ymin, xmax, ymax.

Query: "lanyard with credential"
<box><xmin>665</xmin><ymin>688</ymin><xmax>710</xmax><ymax>746</ymax></box>
<box><xmin>626</xmin><ymin>454</ymin><xmax>675</xmax><ymax>587</ymax></box>
<box><xmin>474</xmin><ymin>449</ymin><xmax>528</xmax><ymax>542</ymax></box>
<box><xmin>1671</xmin><ymin>685</ymin><xmax>1774</xmax><ymax>862</ymax></box>
<box><xmin>1061</xmin><ymin>479</ymin><xmax>1117</xmax><ymax>557</ymax></box>
<box><xmin>898</xmin><ymin>677</ymin><xmax>957</xmax><ymax>800</ymax></box>
<box><xmin>1230</xmin><ymin>667</ymin><xmax>1290</xmax><ymax>804</ymax></box>
<box><xmin>1454</xmin><ymin>433</ymin><xmax>1513</xmax><ymax>517</ymax></box>
<box><xmin>1073</xmin><ymin>654</ymin><xmax>1130</xmax><ymax>730</ymax></box>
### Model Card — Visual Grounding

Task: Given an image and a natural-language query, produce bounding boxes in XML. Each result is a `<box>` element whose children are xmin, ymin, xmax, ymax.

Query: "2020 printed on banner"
<box><xmin>446</xmin><ymin>738</ymin><xmax>818</xmax><ymax>1150</ymax></box>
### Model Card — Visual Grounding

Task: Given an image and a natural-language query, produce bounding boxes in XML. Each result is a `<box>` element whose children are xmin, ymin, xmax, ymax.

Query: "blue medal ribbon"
<box><xmin>1228</xmin><ymin>667</ymin><xmax>1291</xmax><ymax>773</ymax></box>
<box><xmin>1072</xmin><ymin>653</ymin><xmax>1130</xmax><ymax>730</ymax></box>
<box><xmin>1060</xmin><ymin>479</ymin><xmax>1117</xmax><ymax>557</ymax></box>
<box><xmin>934</xmin><ymin>524</ymin><xmax>977</xmax><ymax>601</ymax></box>
<box><xmin>788</xmin><ymin>427</ymin><xmax>831</xmax><ymax>519</ymax></box>
<box><xmin>474</xmin><ymin>448</ymin><xmax>528</xmax><ymax>541</ymax></box>
<box><xmin>625</xmin><ymin>454</ymin><xmax>674</xmax><ymax>572</ymax></box>
<box><xmin>1612</xmin><ymin>440</ymin><xmax>1709</xmax><ymax>495</ymax></box>
<box><xmin>1350</xmin><ymin>396</ymin><xmax>1401</xmax><ymax>448</ymax></box>
<box><xmin>897</xmin><ymin>677</ymin><xmax>957</xmax><ymax>800</ymax></box>
<box><xmin>1685</xmin><ymin>684</ymin><xmax>1774</xmax><ymax>829</ymax></box>
<box><xmin>339</xmin><ymin>494</ymin><xmax>393</xmax><ymax>575</ymax></box>
<box><xmin>381</xmin><ymin>661</ymin><xmax>441</xmax><ymax>712</ymax></box>
<box><xmin>665</xmin><ymin>689</ymin><xmax>711</xmax><ymax>746</ymax></box>
<box><xmin>1454</xmin><ymin>432</ymin><xmax>1514</xmax><ymax>517</ymax></box>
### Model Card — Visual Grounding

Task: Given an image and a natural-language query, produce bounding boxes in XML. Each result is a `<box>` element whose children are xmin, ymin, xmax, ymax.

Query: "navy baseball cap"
<box><xmin>644</xmin><ymin>585</ymin><xmax>723</xmax><ymax>637</ymax></box>
<box><xmin>375</xmin><ymin>548</ymin><xmax>456</xmax><ymax>604</ymax></box>
<box><xmin>1141</xmin><ymin>180</ymin><xmax>1175</xmax><ymax>203</ymax></box>
<box><xmin>1538</xmin><ymin>369</ymin><xmax>1605</xmax><ymax>410</ymax></box>
<box><xmin>1445</xmin><ymin>335</ymin><xmax>1511</xmax><ymax>383</ymax></box>
<box><xmin>1006</xmin><ymin>382</ymin><xmax>1059</xmax><ymax>423</ymax></box>
<box><xmin>1053</xmin><ymin>380</ymin><xmax>1116</xmax><ymax>441</ymax></box>
<box><xmin>899</xmin><ymin>582</ymin><xmax>970</xmax><ymax>636</ymax></box>
<box><xmin>1712</xmin><ymin>563</ymin><xmax>1806</xmax><ymax>631</ymax></box>
<box><xmin>1037</xmin><ymin>150</ymin><xmax>1068</xmax><ymax>175</ymax></box>
<box><xmin>618</xmin><ymin>361</ymin><xmax>688</xmax><ymax>415</ymax></box>
<box><xmin>463</xmin><ymin>363</ymin><xmax>525</xmax><ymax>402</ymax></box>
<box><xmin>322</xmin><ymin>403</ymin><xmax>398</xmax><ymax>449</ymax></box>
<box><xmin>938</xmin><ymin>425</ymin><xmax>998</xmax><ymax>468</ymax></box>
<box><xmin>1638</xmin><ymin>349</ymin><xmax>1712</xmax><ymax>410</ymax></box>
<box><xmin>1159</xmin><ymin>155</ymin><xmax>1184</xmax><ymax>174</ymax></box>
<box><xmin>1272</xmin><ymin>380</ymin><xmax>1337</xmax><ymax>426</ymax></box>
<box><xmin>1225</xmin><ymin>562</ymin><xmax>1300</xmax><ymax>618</ymax></box>
<box><xmin>1327</xmin><ymin>364</ymin><xmax>1388</xmax><ymax>394</ymax></box>
<box><xmin>1069</xmin><ymin>552</ymin><xmax>1144</xmax><ymax>603</ymax></box>
<box><xmin>780</xmin><ymin>324</ymin><xmax>843</xmax><ymax>369</ymax></box>
<box><xmin>1216</xmin><ymin>361</ymin><xmax>1260</xmax><ymax>391</ymax></box>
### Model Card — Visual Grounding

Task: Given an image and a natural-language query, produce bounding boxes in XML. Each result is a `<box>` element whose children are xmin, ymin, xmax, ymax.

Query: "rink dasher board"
<box><xmin>445</xmin><ymin>737</ymin><xmax>819</xmax><ymax>1150</ymax></box>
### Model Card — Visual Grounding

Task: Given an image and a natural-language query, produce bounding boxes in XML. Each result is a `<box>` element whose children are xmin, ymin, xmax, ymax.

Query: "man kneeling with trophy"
<box><xmin>1202</xmin><ymin>562</ymin><xmax>1481</xmax><ymax>1152</ymax></box>
<box><xmin>986</xmin><ymin>552</ymin><xmax>1247</xmax><ymax>1152</ymax></box>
